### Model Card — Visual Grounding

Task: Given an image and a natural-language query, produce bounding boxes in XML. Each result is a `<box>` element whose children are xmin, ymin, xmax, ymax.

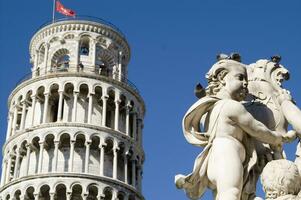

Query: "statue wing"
<box><xmin>182</xmin><ymin>96</ymin><xmax>219</xmax><ymax>147</ymax></box>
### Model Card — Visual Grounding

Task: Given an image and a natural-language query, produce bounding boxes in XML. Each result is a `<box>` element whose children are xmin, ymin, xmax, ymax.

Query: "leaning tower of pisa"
<box><xmin>0</xmin><ymin>17</ymin><xmax>145</xmax><ymax>200</ymax></box>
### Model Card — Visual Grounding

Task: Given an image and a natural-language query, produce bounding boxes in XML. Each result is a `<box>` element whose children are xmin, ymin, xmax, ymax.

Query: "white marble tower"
<box><xmin>0</xmin><ymin>17</ymin><xmax>145</xmax><ymax>200</ymax></box>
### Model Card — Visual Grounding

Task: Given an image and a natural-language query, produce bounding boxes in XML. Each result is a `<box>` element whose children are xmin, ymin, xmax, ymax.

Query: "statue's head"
<box><xmin>247</xmin><ymin>56</ymin><xmax>290</xmax><ymax>93</ymax></box>
<box><xmin>206</xmin><ymin>58</ymin><xmax>248</xmax><ymax>101</ymax></box>
<box><xmin>261</xmin><ymin>159</ymin><xmax>301</xmax><ymax>199</ymax></box>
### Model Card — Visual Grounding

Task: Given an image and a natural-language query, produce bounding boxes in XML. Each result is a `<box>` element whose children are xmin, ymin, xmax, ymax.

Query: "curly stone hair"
<box><xmin>205</xmin><ymin>59</ymin><xmax>245</xmax><ymax>96</ymax></box>
<box><xmin>261</xmin><ymin>159</ymin><xmax>301</xmax><ymax>197</ymax></box>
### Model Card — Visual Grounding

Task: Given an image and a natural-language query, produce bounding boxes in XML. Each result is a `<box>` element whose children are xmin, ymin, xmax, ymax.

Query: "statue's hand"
<box><xmin>272</xmin><ymin>131</ymin><xmax>283</xmax><ymax>146</ymax></box>
<box><xmin>282</xmin><ymin>130</ymin><xmax>297</xmax><ymax>143</ymax></box>
<box><xmin>277</xmin><ymin>89</ymin><xmax>292</xmax><ymax>105</ymax></box>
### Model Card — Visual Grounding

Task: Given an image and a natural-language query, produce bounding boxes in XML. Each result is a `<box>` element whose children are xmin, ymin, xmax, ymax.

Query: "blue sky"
<box><xmin>1</xmin><ymin>0</ymin><xmax>301</xmax><ymax>199</ymax></box>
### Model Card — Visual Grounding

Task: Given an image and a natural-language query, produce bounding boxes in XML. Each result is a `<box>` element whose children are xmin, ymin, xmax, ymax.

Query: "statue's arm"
<box><xmin>281</xmin><ymin>100</ymin><xmax>301</xmax><ymax>136</ymax></box>
<box><xmin>227</xmin><ymin>101</ymin><xmax>282</xmax><ymax>145</ymax></box>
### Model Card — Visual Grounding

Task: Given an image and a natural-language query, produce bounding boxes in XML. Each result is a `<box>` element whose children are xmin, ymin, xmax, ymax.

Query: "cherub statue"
<box><xmin>260</xmin><ymin>159</ymin><xmax>301</xmax><ymax>200</ymax></box>
<box><xmin>241</xmin><ymin>57</ymin><xmax>301</xmax><ymax>199</ymax></box>
<box><xmin>175</xmin><ymin>55</ymin><xmax>291</xmax><ymax>200</ymax></box>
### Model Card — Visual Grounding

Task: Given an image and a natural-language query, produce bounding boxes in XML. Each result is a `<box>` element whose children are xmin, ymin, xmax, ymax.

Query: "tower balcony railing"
<box><xmin>35</xmin><ymin>15</ymin><xmax>126</xmax><ymax>39</ymax></box>
<box><xmin>15</xmin><ymin>68</ymin><xmax>140</xmax><ymax>94</ymax></box>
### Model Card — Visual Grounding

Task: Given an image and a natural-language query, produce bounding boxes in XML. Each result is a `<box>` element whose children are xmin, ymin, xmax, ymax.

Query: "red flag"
<box><xmin>56</xmin><ymin>0</ymin><xmax>76</xmax><ymax>17</ymax></box>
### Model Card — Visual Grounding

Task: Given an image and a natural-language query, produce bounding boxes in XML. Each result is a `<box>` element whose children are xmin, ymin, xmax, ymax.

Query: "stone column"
<box><xmin>101</xmin><ymin>95</ymin><xmax>108</xmax><ymax>127</ymax></box>
<box><xmin>99</xmin><ymin>143</ymin><xmax>106</xmax><ymax>176</ymax></box>
<box><xmin>124</xmin><ymin>194</ymin><xmax>129</xmax><ymax>200</ymax></box>
<box><xmin>69</xmin><ymin>140</ymin><xmax>75</xmax><ymax>172</ymax></box>
<box><xmin>5</xmin><ymin>155</ymin><xmax>12</xmax><ymax>183</ymax></box>
<box><xmin>6</xmin><ymin>111</ymin><xmax>13</xmax><ymax>140</ymax></box>
<box><xmin>38</xmin><ymin>141</ymin><xmax>45</xmax><ymax>173</ymax></box>
<box><xmin>31</xmin><ymin>62</ymin><xmax>36</xmax><ymax>78</ymax></box>
<box><xmin>20</xmin><ymin>101</ymin><xmax>27</xmax><ymax>130</ymax></box>
<box><xmin>53</xmin><ymin>140</ymin><xmax>59</xmax><ymax>172</ymax></box>
<box><xmin>132</xmin><ymin>112</ymin><xmax>137</xmax><ymax>141</ymax></box>
<box><xmin>1</xmin><ymin>159</ymin><xmax>7</xmax><ymax>186</ymax></box>
<box><xmin>85</xmin><ymin>141</ymin><xmax>91</xmax><ymax>173</ymax></box>
<box><xmin>114</xmin><ymin>98</ymin><xmax>121</xmax><ymax>131</ymax></box>
<box><xmin>24</xmin><ymin>144</ymin><xmax>31</xmax><ymax>176</ymax></box>
<box><xmin>112</xmin><ymin>190</ymin><xmax>117</xmax><ymax>200</ymax></box>
<box><xmin>73</xmin><ymin>92</ymin><xmax>79</xmax><ymax>122</ymax></box>
<box><xmin>34</xmin><ymin>193</ymin><xmax>39</xmax><ymax>200</ymax></box>
<box><xmin>44</xmin><ymin>43</ymin><xmax>49</xmax><ymax>74</ymax></box>
<box><xmin>34</xmin><ymin>50</ymin><xmax>39</xmax><ymax>72</ymax></box>
<box><xmin>75</xmin><ymin>39</ymin><xmax>80</xmax><ymax>71</ymax></box>
<box><xmin>124</xmin><ymin>154</ymin><xmax>128</xmax><ymax>184</ymax></box>
<box><xmin>118</xmin><ymin>51</ymin><xmax>122</xmax><ymax>81</ymax></box>
<box><xmin>13</xmin><ymin>150</ymin><xmax>21</xmax><ymax>179</ymax></box>
<box><xmin>30</xmin><ymin>95</ymin><xmax>37</xmax><ymax>126</ymax></box>
<box><xmin>42</xmin><ymin>93</ymin><xmax>50</xmax><ymax>123</ymax></box>
<box><xmin>49</xmin><ymin>192</ymin><xmax>55</xmax><ymax>200</ymax></box>
<box><xmin>125</xmin><ymin>104</ymin><xmax>131</xmax><ymax>136</ymax></box>
<box><xmin>92</xmin><ymin>40</ymin><xmax>97</xmax><ymax>67</ymax></box>
<box><xmin>12</xmin><ymin>105</ymin><xmax>18</xmax><ymax>134</ymax></box>
<box><xmin>66</xmin><ymin>192</ymin><xmax>71</xmax><ymax>200</ymax></box>
<box><xmin>57</xmin><ymin>91</ymin><xmax>64</xmax><ymax>121</ymax></box>
<box><xmin>87</xmin><ymin>93</ymin><xmax>93</xmax><ymax>124</ymax></box>
<box><xmin>113</xmin><ymin>146</ymin><xmax>119</xmax><ymax>179</ymax></box>
<box><xmin>131</xmin><ymin>159</ymin><xmax>136</xmax><ymax>187</ymax></box>
<box><xmin>82</xmin><ymin>193</ymin><xmax>88</xmax><ymax>200</ymax></box>
<box><xmin>112</xmin><ymin>65</ymin><xmax>117</xmax><ymax>80</ymax></box>
<box><xmin>19</xmin><ymin>194</ymin><xmax>26</xmax><ymax>200</ymax></box>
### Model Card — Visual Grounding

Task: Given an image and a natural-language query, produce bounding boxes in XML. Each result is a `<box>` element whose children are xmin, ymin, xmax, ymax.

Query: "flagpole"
<box><xmin>52</xmin><ymin>0</ymin><xmax>56</xmax><ymax>23</ymax></box>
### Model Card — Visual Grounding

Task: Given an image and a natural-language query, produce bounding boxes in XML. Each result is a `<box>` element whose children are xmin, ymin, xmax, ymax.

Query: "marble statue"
<box><xmin>175</xmin><ymin>56</ymin><xmax>292</xmax><ymax>200</ymax></box>
<box><xmin>242</xmin><ymin>57</ymin><xmax>301</xmax><ymax>199</ymax></box>
<box><xmin>260</xmin><ymin>159</ymin><xmax>301</xmax><ymax>200</ymax></box>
